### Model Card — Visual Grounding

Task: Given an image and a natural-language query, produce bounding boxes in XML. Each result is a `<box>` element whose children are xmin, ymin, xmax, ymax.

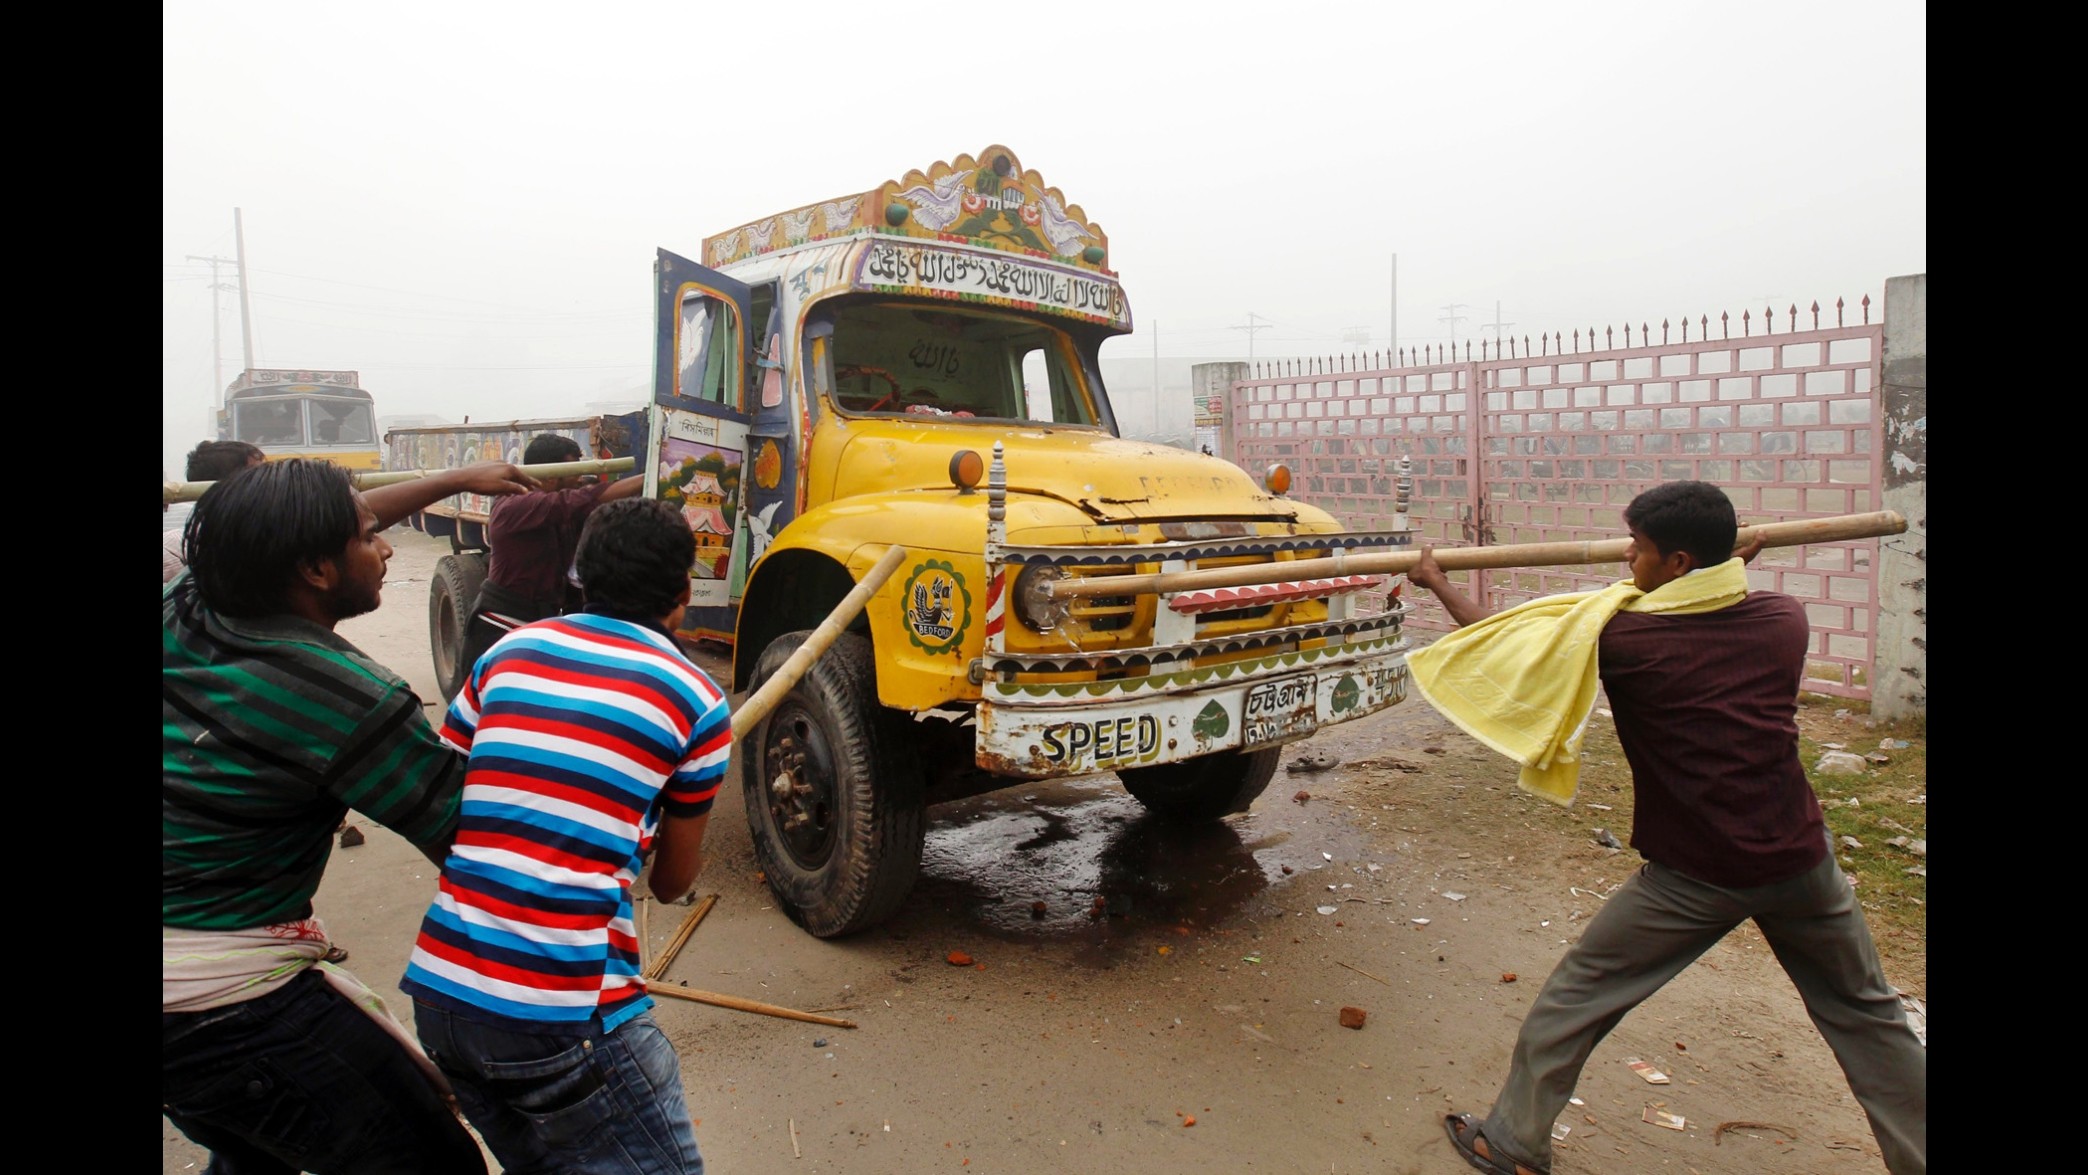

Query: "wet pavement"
<box><xmin>902</xmin><ymin>774</ymin><xmax>1380</xmax><ymax>962</ymax></box>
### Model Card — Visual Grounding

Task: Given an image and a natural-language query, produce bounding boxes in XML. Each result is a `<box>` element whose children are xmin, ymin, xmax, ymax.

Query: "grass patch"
<box><xmin>1798</xmin><ymin>696</ymin><xmax>1926</xmax><ymax>996</ymax></box>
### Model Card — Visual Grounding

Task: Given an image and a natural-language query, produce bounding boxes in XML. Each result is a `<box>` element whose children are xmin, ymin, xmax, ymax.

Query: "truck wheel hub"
<box><xmin>765</xmin><ymin>707</ymin><xmax>838</xmax><ymax>868</ymax></box>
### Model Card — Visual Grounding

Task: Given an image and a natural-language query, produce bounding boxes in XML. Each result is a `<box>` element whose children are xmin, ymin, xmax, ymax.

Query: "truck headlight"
<box><xmin>1013</xmin><ymin>564</ymin><xmax>1072</xmax><ymax>632</ymax></box>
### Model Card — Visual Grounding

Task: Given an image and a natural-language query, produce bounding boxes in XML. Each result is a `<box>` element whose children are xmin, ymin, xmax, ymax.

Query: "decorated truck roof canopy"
<box><xmin>703</xmin><ymin>145</ymin><xmax>1111</xmax><ymax>275</ymax></box>
<box><xmin>226</xmin><ymin>369</ymin><xmax>367</xmax><ymax>398</ymax></box>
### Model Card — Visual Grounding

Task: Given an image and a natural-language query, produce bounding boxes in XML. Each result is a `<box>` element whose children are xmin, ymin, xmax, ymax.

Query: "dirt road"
<box><xmin>165</xmin><ymin>527</ymin><xmax>1910</xmax><ymax>1173</ymax></box>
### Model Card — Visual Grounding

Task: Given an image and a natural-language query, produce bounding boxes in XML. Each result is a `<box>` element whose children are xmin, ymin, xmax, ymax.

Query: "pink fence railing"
<box><xmin>1230</xmin><ymin>298</ymin><xmax>1884</xmax><ymax>699</ymax></box>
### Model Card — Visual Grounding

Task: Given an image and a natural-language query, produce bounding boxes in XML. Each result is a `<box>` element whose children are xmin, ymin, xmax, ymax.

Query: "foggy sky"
<box><xmin>163</xmin><ymin>0</ymin><xmax>1926</xmax><ymax>477</ymax></box>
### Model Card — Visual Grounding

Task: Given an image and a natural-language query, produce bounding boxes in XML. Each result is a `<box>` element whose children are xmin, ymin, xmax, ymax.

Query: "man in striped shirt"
<box><xmin>404</xmin><ymin>497</ymin><xmax>729</xmax><ymax>1175</ymax></box>
<box><xmin>164</xmin><ymin>456</ymin><xmax>539</xmax><ymax>1174</ymax></box>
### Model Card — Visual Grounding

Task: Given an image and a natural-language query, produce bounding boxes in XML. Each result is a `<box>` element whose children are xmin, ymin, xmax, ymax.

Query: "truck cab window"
<box><xmin>677</xmin><ymin>292</ymin><xmax>740</xmax><ymax>407</ymax></box>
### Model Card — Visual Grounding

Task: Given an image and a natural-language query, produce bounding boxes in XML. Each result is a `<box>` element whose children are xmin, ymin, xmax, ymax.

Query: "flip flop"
<box><xmin>1443</xmin><ymin>1113</ymin><xmax>1548</xmax><ymax>1175</ymax></box>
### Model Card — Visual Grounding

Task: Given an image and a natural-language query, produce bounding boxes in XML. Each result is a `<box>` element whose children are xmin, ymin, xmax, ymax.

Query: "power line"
<box><xmin>1228</xmin><ymin>312</ymin><xmax>1275</xmax><ymax>360</ymax></box>
<box><xmin>1438</xmin><ymin>303</ymin><xmax>1470</xmax><ymax>347</ymax></box>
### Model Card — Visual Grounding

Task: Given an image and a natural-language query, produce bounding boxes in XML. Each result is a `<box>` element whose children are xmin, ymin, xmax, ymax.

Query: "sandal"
<box><xmin>1443</xmin><ymin>1113</ymin><xmax>1548</xmax><ymax>1175</ymax></box>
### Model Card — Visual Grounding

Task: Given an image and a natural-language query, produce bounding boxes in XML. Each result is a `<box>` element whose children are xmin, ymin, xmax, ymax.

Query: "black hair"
<box><xmin>523</xmin><ymin>434</ymin><xmax>583</xmax><ymax>466</ymax></box>
<box><xmin>185</xmin><ymin>458</ymin><xmax>361</xmax><ymax>617</ymax></box>
<box><xmin>1623</xmin><ymin>480</ymin><xmax>1737</xmax><ymax>569</ymax></box>
<box><xmin>185</xmin><ymin>440</ymin><xmax>265</xmax><ymax>482</ymax></box>
<box><xmin>575</xmin><ymin>498</ymin><xmax>695</xmax><ymax>620</ymax></box>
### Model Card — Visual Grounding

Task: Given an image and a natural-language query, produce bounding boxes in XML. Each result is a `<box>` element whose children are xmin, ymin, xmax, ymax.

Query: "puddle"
<box><xmin>900</xmin><ymin>774</ymin><xmax>1376</xmax><ymax>960</ymax></box>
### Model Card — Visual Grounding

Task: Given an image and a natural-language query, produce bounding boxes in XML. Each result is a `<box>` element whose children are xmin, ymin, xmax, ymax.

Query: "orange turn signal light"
<box><xmin>1264</xmin><ymin>463</ymin><xmax>1293</xmax><ymax>495</ymax></box>
<box><xmin>950</xmin><ymin>449</ymin><xmax>985</xmax><ymax>491</ymax></box>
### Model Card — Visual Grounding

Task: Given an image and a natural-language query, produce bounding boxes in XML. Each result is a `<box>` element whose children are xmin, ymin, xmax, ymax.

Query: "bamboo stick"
<box><xmin>161</xmin><ymin>456</ymin><xmax>637</xmax><ymax>504</ymax></box>
<box><xmin>636</xmin><ymin>894</ymin><xmax>650</xmax><ymax>977</ymax></box>
<box><xmin>643</xmin><ymin>893</ymin><xmax>718</xmax><ymax>982</ymax></box>
<box><xmin>730</xmin><ymin>545</ymin><xmax>909</xmax><ymax>738</ymax></box>
<box><xmin>648</xmin><ymin>982</ymin><xmax>858</xmax><ymax>1028</ymax></box>
<box><xmin>1046</xmin><ymin>510</ymin><xmax>1907</xmax><ymax>600</ymax></box>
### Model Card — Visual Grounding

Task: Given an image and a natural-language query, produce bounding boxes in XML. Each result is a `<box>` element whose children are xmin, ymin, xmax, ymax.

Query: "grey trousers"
<box><xmin>1480</xmin><ymin>852</ymin><xmax>1926</xmax><ymax>1174</ymax></box>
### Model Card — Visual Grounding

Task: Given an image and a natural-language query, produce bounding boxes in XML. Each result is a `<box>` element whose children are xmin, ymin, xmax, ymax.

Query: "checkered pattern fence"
<box><xmin>1230</xmin><ymin>305</ymin><xmax>1884</xmax><ymax>698</ymax></box>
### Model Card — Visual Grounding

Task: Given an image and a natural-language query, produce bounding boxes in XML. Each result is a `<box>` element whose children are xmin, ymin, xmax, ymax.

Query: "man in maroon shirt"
<box><xmin>457</xmin><ymin>433</ymin><xmax>644</xmax><ymax>688</ymax></box>
<box><xmin>1412</xmin><ymin>481</ymin><xmax>1924</xmax><ymax>1175</ymax></box>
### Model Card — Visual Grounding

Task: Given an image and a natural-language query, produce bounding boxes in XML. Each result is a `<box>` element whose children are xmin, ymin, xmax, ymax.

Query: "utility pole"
<box><xmin>1438</xmin><ymin>303</ymin><xmax>1470</xmax><ymax>348</ymax></box>
<box><xmin>234</xmin><ymin>208</ymin><xmax>257</xmax><ymax>372</ymax></box>
<box><xmin>1388</xmin><ymin>254</ymin><xmax>1398</xmax><ymax>358</ymax></box>
<box><xmin>186</xmin><ymin>254</ymin><xmax>239</xmax><ymax>410</ymax></box>
<box><xmin>1479</xmin><ymin>300</ymin><xmax>1516</xmax><ymax>343</ymax></box>
<box><xmin>1230</xmin><ymin>312</ymin><xmax>1274</xmax><ymax>360</ymax></box>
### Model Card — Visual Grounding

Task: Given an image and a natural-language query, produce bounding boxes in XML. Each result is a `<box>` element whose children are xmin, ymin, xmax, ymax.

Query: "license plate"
<box><xmin>1243</xmin><ymin>677</ymin><xmax>1317</xmax><ymax>746</ymax></box>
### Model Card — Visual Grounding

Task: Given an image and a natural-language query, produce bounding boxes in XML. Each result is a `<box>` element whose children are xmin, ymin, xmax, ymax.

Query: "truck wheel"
<box><xmin>429</xmin><ymin>552</ymin><xmax>488</xmax><ymax>700</ymax></box>
<box><xmin>1118</xmin><ymin>747</ymin><xmax>1282</xmax><ymax>822</ymax></box>
<box><xmin>741</xmin><ymin>631</ymin><xmax>925</xmax><ymax>938</ymax></box>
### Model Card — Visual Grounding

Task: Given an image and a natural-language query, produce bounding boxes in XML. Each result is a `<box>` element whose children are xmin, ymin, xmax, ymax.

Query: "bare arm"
<box><xmin>646</xmin><ymin>812</ymin><xmax>712</xmax><ymax>904</ymax></box>
<box><xmin>362</xmin><ymin>462</ymin><xmax>541</xmax><ymax>531</ymax></box>
<box><xmin>601</xmin><ymin>474</ymin><xmax>646</xmax><ymax>504</ymax></box>
<box><xmin>1407</xmin><ymin>546</ymin><xmax>1495</xmax><ymax>628</ymax></box>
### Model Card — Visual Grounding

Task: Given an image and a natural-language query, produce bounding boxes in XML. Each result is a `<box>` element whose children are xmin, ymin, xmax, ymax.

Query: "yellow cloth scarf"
<box><xmin>1405</xmin><ymin>557</ymin><xmax>1750</xmax><ymax>806</ymax></box>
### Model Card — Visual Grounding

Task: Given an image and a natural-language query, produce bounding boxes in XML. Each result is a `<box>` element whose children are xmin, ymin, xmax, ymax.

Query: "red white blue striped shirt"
<box><xmin>402</xmin><ymin>612</ymin><xmax>729</xmax><ymax>1030</ymax></box>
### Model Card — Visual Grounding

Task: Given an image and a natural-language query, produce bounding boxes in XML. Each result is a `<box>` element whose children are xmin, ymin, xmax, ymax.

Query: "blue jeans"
<box><xmin>163</xmin><ymin>970</ymin><xmax>486</xmax><ymax>1175</ymax></box>
<box><xmin>414</xmin><ymin>1003</ymin><xmax>704</xmax><ymax>1175</ymax></box>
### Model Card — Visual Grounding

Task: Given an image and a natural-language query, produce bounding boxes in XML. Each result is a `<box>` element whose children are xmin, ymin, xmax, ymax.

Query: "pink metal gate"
<box><xmin>1230</xmin><ymin>299</ymin><xmax>1884</xmax><ymax>699</ymax></box>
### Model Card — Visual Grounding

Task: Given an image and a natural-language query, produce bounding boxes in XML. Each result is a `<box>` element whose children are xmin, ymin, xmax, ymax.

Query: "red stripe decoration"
<box><xmin>1166</xmin><ymin>575</ymin><xmax>1387</xmax><ymax>615</ymax></box>
<box><xmin>983</xmin><ymin>570</ymin><xmax>1006</xmax><ymax>638</ymax></box>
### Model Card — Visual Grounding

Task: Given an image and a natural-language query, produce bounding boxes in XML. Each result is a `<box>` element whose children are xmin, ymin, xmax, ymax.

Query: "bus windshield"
<box><xmin>230</xmin><ymin>396</ymin><xmax>375</xmax><ymax>447</ymax></box>
<box><xmin>827</xmin><ymin>302</ymin><xmax>1099</xmax><ymax>426</ymax></box>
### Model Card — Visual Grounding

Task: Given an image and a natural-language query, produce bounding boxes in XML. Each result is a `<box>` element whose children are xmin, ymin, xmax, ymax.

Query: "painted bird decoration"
<box><xmin>893</xmin><ymin>175</ymin><xmax>970</xmax><ymax>233</ymax></box>
<box><xmin>1035</xmin><ymin>193</ymin><xmax>1096</xmax><ymax>256</ymax></box>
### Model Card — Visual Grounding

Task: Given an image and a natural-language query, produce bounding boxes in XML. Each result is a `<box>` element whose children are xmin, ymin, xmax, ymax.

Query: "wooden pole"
<box><xmin>649</xmin><ymin>982</ymin><xmax>858</xmax><ymax>1029</ymax></box>
<box><xmin>731</xmin><ymin>545</ymin><xmax>909</xmax><ymax>738</ymax></box>
<box><xmin>1046</xmin><ymin>510</ymin><xmax>1907</xmax><ymax>600</ymax></box>
<box><xmin>162</xmin><ymin>456</ymin><xmax>638</xmax><ymax>504</ymax></box>
<box><xmin>643</xmin><ymin>893</ymin><xmax>717</xmax><ymax>982</ymax></box>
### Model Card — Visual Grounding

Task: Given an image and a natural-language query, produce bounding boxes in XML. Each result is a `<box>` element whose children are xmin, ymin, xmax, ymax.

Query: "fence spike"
<box><xmin>1523</xmin><ymin>334</ymin><xmax>1531</xmax><ymax>357</ymax></box>
<box><xmin>1764</xmin><ymin>303</ymin><xmax>1774</xmax><ymax>335</ymax></box>
<box><xmin>1588</xmin><ymin>327</ymin><xmax>1595</xmax><ymax>353</ymax></box>
<box><xmin>1680</xmin><ymin>317</ymin><xmax>1688</xmax><ymax>343</ymax></box>
<box><xmin>1554</xmin><ymin>331</ymin><xmax>1562</xmax><ymax>354</ymax></box>
<box><xmin>1607</xmin><ymin>325</ymin><xmax>1614</xmax><ymax>350</ymax></box>
<box><xmin>1861</xmin><ymin>293</ymin><xmax>1870</xmax><ymax>324</ymax></box>
<box><xmin>1720</xmin><ymin>312</ymin><xmax>1728</xmax><ymax>339</ymax></box>
<box><xmin>1572</xmin><ymin>328</ymin><xmax>1580</xmax><ymax>352</ymax></box>
<box><xmin>1466</xmin><ymin>340</ymin><xmax>1473</xmax><ymax>361</ymax></box>
<box><xmin>1642</xmin><ymin>322</ymin><xmax>1650</xmax><ymax>347</ymax></box>
<box><xmin>1811</xmin><ymin>300</ymin><xmax>1820</xmax><ymax>329</ymax></box>
<box><xmin>1743</xmin><ymin>308</ymin><xmax>1752</xmax><ymax>336</ymax></box>
<box><xmin>1789</xmin><ymin>303</ymin><xmax>1798</xmax><ymax>332</ymax></box>
<box><xmin>1836</xmin><ymin>296</ymin><xmax>1845</xmax><ymax>327</ymax></box>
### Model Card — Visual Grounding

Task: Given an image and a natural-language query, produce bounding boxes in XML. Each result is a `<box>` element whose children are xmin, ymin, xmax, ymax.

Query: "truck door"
<box><xmin>651</xmin><ymin>248</ymin><xmax>755</xmax><ymax>645</ymax></box>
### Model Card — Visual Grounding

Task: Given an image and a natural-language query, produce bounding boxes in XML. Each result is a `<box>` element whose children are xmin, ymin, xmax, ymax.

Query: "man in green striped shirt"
<box><xmin>164</xmin><ymin>457</ymin><xmax>537</xmax><ymax>1174</ymax></box>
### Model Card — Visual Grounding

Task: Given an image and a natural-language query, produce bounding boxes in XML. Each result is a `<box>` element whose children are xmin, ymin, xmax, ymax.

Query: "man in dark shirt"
<box><xmin>455</xmin><ymin>432</ymin><xmax>643</xmax><ymax>691</ymax></box>
<box><xmin>164</xmin><ymin>456</ymin><xmax>537</xmax><ymax>1174</ymax></box>
<box><xmin>1411</xmin><ymin>481</ymin><xmax>1925</xmax><ymax>1175</ymax></box>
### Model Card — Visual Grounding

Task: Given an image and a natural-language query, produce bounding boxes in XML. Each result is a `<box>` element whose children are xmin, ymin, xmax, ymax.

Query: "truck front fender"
<box><xmin>733</xmin><ymin>494</ymin><xmax>987</xmax><ymax>711</ymax></box>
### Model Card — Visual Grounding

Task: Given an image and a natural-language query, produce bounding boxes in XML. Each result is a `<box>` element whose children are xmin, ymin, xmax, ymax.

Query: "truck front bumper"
<box><xmin>974</xmin><ymin>631</ymin><xmax>1408</xmax><ymax>779</ymax></box>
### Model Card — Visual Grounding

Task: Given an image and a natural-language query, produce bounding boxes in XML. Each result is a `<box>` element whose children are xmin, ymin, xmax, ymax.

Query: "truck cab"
<box><xmin>653</xmin><ymin>146</ymin><xmax>1416</xmax><ymax>936</ymax></box>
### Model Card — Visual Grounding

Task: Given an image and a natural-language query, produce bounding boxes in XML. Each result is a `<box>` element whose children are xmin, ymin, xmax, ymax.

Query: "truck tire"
<box><xmin>1118</xmin><ymin>747</ymin><xmax>1282</xmax><ymax>822</ymax></box>
<box><xmin>429</xmin><ymin>552</ymin><xmax>488</xmax><ymax>700</ymax></box>
<box><xmin>740</xmin><ymin>630</ymin><xmax>925</xmax><ymax>938</ymax></box>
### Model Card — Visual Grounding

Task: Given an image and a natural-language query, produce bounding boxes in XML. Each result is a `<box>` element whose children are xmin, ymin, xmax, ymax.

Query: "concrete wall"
<box><xmin>1192</xmin><ymin>361</ymin><xmax>1250</xmax><ymax>468</ymax></box>
<box><xmin>1873</xmin><ymin>274</ymin><xmax>1927</xmax><ymax>720</ymax></box>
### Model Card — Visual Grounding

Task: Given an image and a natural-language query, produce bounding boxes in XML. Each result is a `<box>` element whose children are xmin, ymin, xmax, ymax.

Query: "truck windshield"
<box><xmin>828</xmin><ymin>302</ymin><xmax>1098</xmax><ymax>425</ymax></box>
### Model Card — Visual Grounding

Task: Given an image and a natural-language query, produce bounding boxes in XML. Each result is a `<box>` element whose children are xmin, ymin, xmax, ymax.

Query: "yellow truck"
<box><xmin>658</xmin><ymin>145</ymin><xmax>1417</xmax><ymax>936</ymax></box>
<box><xmin>407</xmin><ymin>145</ymin><xmax>1418</xmax><ymax>936</ymax></box>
